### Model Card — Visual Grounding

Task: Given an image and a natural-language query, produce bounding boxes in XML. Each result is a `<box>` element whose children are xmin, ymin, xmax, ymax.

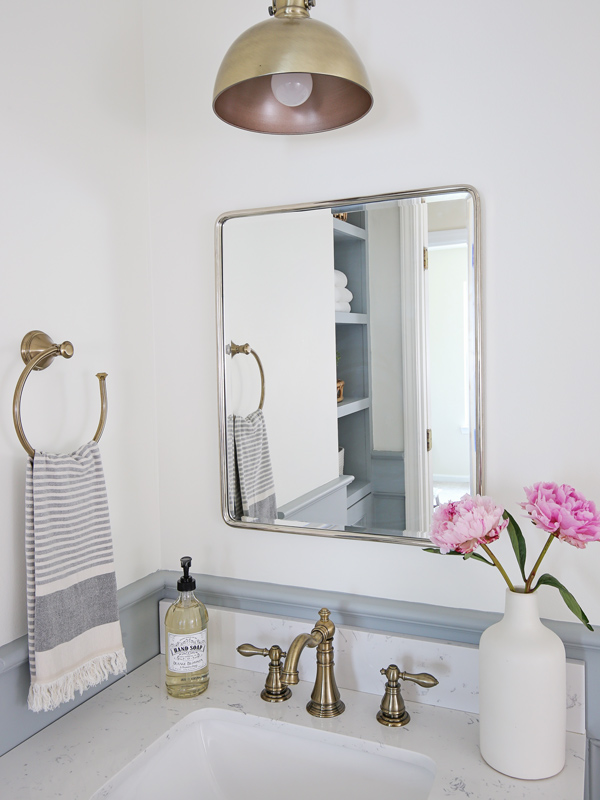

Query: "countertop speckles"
<box><xmin>0</xmin><ymin>657</ymin><xmax>585</xmax><ymax>800</ymax></box>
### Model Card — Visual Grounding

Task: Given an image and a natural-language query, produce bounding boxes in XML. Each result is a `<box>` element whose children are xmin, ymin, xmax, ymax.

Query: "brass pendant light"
<box><xmin>213</xmin><ymin>0</ymin><xmax>373</xmax><ymax>135</ymax></box>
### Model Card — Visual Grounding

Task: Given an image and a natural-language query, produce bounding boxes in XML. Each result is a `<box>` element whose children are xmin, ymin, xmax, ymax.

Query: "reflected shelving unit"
<box><xmin>333</xmin><ymin>212</ymin><xmax>372</xmax><ymax>527</ymax></box>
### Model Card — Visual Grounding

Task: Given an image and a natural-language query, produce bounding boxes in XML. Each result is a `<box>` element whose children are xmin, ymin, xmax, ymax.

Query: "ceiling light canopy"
<box><xmin>213</xmin><ymin>0</ymin><xmax>373</xmax><ymax>135</ymax></box>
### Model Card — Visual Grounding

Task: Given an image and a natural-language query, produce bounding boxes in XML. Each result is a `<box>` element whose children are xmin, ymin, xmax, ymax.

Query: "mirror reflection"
<box><xmin>217</xmin><ymin>187</ymin><xmax>482</xmax><ymax>543</ymax></box>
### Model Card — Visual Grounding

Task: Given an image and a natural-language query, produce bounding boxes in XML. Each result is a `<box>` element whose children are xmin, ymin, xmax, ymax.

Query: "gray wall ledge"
<box><xmin>4</xmin><ymin>569</ymin><xmax>599</xmax><ymax>672</ymax></box>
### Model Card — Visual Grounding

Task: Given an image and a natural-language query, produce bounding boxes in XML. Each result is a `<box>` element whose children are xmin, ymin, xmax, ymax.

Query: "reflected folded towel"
<box><xmin>335</xmin><ymin>301</ymin><xmax>352</xmax><ymax>313</ymax></box>
<box><xmin>335</xmin><ymin>287</ymin><xmax>353</xmax><ymax>304</ymax></box>
<box><xmin>227</xmin><ymin>410</ymin><xmax>277</xmax><ymax>523</ymax></box>
<box><xmin>25</xmin><ymin>441</ymin><xmax>126</xmax><ymax>712</ymax></box>
<box><xmin>334</xmin><ymin>270</ymin><xmax>348</xmax><ymax>288</ymax></box>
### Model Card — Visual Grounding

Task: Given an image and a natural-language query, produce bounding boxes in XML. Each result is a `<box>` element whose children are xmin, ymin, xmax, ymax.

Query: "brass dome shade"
<box><xmin>213</xmin><ymin>0</ymin><xmax>373</xmax><ymax>135</ymax></box>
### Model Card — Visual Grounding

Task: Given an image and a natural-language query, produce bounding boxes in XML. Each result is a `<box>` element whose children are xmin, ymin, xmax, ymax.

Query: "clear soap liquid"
<box><xmin>165</xmin><ymin>591</ymin><xmax>209</xmax><ymax>698</ymax></box>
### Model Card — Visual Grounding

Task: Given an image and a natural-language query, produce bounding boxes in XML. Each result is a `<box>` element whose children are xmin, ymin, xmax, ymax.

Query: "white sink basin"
<box><xmin>92</xmin><ymin>707</ymin><xmax>436</xmax><ymax>800</ymax></box>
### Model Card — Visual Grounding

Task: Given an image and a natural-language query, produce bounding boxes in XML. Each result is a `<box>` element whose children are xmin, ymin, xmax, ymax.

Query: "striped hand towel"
<box><xmin>227</xmin><ymin>410</ymin><xmax>277</xmax><ymax>523</ymax></box>
<box><xmin>25</xmin><ymin>440</ymin><xmax>126</xmax><ymax>712</ymax></box>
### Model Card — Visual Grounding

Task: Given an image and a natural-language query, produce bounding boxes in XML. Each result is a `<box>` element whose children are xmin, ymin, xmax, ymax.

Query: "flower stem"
<box><xmin>525</xmin><ymin>534</ymin><xmax>555</xmax><ymax>592</ymax></box>
<box><xmin>480</xmin><ymin>542</ymin><xmax>515</xmax><ymax>591</ymax></box>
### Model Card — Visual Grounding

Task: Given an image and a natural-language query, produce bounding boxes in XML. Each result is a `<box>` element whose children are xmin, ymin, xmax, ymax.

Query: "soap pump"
<box><xmin>164</xmin><ymin>556</ymin><xmax>209</xmax><ymax>698</ymax></box>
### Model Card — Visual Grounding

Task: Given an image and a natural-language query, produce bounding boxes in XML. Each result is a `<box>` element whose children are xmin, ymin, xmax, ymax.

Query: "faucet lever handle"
<box><xmin>380</xmin><ymin>665</ymin><xmax>439</xmax><ymax>689</ymax></box>
<box><xmin>377</xmin><ymin>665</ymin><xmax>439</xmax><ymax>727</ymax></box>
<box><xmin>237</xmin><ymin>643</ymin><xmax>270</xmax><ymax>658</ymax></box>
<box><xmin>237</xmin><ymin>643</ymin><xmax>287</xmax><ymax>661</ymax></box>
<box><xmin>400</xmin><ymin>670</ymin><xmax>439</xmax><ymax>689</ymax></box>
<box><xmin>236</xmin><ymin>643</ymin><xmax>291</xmax><ymax>704</ymax></box>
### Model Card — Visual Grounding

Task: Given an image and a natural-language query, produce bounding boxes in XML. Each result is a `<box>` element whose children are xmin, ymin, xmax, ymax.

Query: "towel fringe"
<box><xmin>28</xmin><ymin>648</ymin><xmax>127</xmax><ymax>712</ymax></box>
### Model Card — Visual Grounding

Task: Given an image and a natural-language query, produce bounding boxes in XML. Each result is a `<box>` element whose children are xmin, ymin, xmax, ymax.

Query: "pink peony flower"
<box><xmin>520</xmin><ymin>482</ymin><xmax>600</xmax><ymax>549</ymax></box>
<box><xmin>430</xmin><ymin>494</ymin><xmax>508</xmax><ymax>554</ymax></box>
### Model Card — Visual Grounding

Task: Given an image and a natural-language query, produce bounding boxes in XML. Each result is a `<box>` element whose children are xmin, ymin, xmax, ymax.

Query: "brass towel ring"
<box><xmin>13</xmin><ymin>330</ymin><xmax>108</xmax><ymax>458</ymax></box>
<box><xmin>229</xmin><ymin>341</ymin><xmax>265</xmax><ymax>411</ymax></box>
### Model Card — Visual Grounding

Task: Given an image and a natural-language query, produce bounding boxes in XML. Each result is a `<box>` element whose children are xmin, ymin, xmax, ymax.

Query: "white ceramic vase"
<box><xmin>478</xmin><ymin>588</ymin><xmax>566</xmax><ymax>780</ymax></box>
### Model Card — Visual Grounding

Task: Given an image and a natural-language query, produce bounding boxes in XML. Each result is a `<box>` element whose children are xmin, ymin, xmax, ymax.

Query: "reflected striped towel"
<box><xmin>227</xmin><ymin>410</ymin><xmax>277</xmax><ymax>523</ymax></box>
<box><xmin>25</xmin><ymin>441</ymin><xmax>126</xmax><ymax>712</ymax></box>
<box><xmin>226</xmin><ymin>417</ymin><xmax>243</xmax><ymax>521</ymax></box>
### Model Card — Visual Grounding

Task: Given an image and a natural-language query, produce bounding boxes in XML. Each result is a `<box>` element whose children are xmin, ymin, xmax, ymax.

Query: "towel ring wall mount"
<box><xmin>229</xmin><ymin>341</ymin><xmax>265</xmax><ymax>411</ymax></box>
<box><xmin>13</xmin><ymin>330</ymin><xmax>108</xmax><ymax>458</ymax></box>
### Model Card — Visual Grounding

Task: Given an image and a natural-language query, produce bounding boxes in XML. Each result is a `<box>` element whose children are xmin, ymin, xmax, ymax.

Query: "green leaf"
<box><xmin>463</xmin><ymin>551</ymin><xmax>495</xmax><ymax>566</ymax></box>
<box><xmin>504</xmin><ymin>510</ymin><xmax>527</xmax><ymax>582</ymax></box>
<box><xmin>534</xmin><ymin>573</ymin><xmax>594</xmax><ymax>631</ymax></box>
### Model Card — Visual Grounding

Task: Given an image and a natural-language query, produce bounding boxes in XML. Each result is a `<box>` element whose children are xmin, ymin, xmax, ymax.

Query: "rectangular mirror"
<box><xmin>216</xmin><ymin>186</ymin><xmax>482</xmax><ymax>544</ymax></box>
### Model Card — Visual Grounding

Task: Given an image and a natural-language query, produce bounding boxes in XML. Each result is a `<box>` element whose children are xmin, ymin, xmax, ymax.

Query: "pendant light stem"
<box><xmin>271</xmin><ymin>0</ymin><xmax>312</xmax><ymax>19</ymax></box>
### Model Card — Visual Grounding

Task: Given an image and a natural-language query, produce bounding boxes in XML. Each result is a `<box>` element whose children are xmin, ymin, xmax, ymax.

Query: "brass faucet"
<box><xmin>236</xmin><ymin>643</ymin><xmax>292</xmax><ymax>702</ymax></box>
<box><xmin>377</xmin><ymin>664</ymin><xmax>439</xmax><ymax>727</ymax></box>
<box><xmin>280</xmin><ymin>608</ymin><xmax>345</xmax><ymax>718</ymax></box>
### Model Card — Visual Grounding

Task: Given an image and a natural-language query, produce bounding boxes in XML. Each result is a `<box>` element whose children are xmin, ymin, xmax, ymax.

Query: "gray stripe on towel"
<box><xmin>35</xmin><ymin>558</ymin><xmax>116</xmax><ymax>588</ymax></box>
<box><xmin>34</xmin><ymin>572</ymin><xmax>119</xmax><ymax>652</ymax></box>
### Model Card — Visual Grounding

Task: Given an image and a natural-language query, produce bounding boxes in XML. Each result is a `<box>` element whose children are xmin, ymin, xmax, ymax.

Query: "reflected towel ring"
<box><xmin>13</xmin><ymin>330</ymin><xmax>108</xmax><ymax>458</ymax></box>
<box><xmin>229</xmin><ymin>341</ymin><xmax>265</xmax><ymax>411</ymax></box>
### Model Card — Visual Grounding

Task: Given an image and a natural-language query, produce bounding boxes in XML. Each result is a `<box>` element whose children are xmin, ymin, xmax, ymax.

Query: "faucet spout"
<box><xmin>280</xmin><ymin>632</ymin><xmax>322</xmax><ymax>685</ymax></box>
<box><xmin>281</xmin><ymin>608</ymin><xmax>345</xmax><ymax>718</ymax></box>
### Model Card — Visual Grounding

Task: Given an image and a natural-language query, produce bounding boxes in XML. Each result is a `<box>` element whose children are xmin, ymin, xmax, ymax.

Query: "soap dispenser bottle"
<box><xmin>165</xmin><ymin>556</ymin><xmax>209</xmax><ymax>698</ymax></box>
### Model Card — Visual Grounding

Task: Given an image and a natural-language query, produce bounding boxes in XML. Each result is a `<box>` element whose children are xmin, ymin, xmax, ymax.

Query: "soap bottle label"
<box><xmin>167</xmin><ymin>630</ymin><xmax>208</xmax><ymax>673</ymax></box>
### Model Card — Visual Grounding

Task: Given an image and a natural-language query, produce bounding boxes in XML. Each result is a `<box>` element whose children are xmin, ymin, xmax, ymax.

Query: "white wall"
<box><xmin>2</xmin><ymin>0</ymin><xmax>600</xmax><ymax>648</ymax></box>
<box><xmin>0</xmin><ymin>1</ymin><xmax>161</xmax><ymax>646</ymax></box>
<box><xmin>144</xmin><ymin>0</ymin><xmax>600</xmax><ymax>626</ymax></box>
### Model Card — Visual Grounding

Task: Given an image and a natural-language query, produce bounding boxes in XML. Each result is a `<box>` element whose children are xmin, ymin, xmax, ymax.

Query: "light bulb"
<box><xmin>271</xmin><ymin>73</ymin><xmax>314</xmax><ymax>107</ymax></box>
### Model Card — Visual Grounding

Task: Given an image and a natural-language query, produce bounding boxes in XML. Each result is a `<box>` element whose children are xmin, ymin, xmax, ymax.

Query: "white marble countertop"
<box><xmin>0</xmin><ymin>656</ymin><xmax>585</xmax><ymax>800</ymax></box>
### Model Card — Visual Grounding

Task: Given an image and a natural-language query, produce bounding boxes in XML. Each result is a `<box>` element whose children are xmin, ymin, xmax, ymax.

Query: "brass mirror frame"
<box><xmin>215</xmin><ymin>185</ymin><xmax>482</xmax><ymax>546</ymax></box>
